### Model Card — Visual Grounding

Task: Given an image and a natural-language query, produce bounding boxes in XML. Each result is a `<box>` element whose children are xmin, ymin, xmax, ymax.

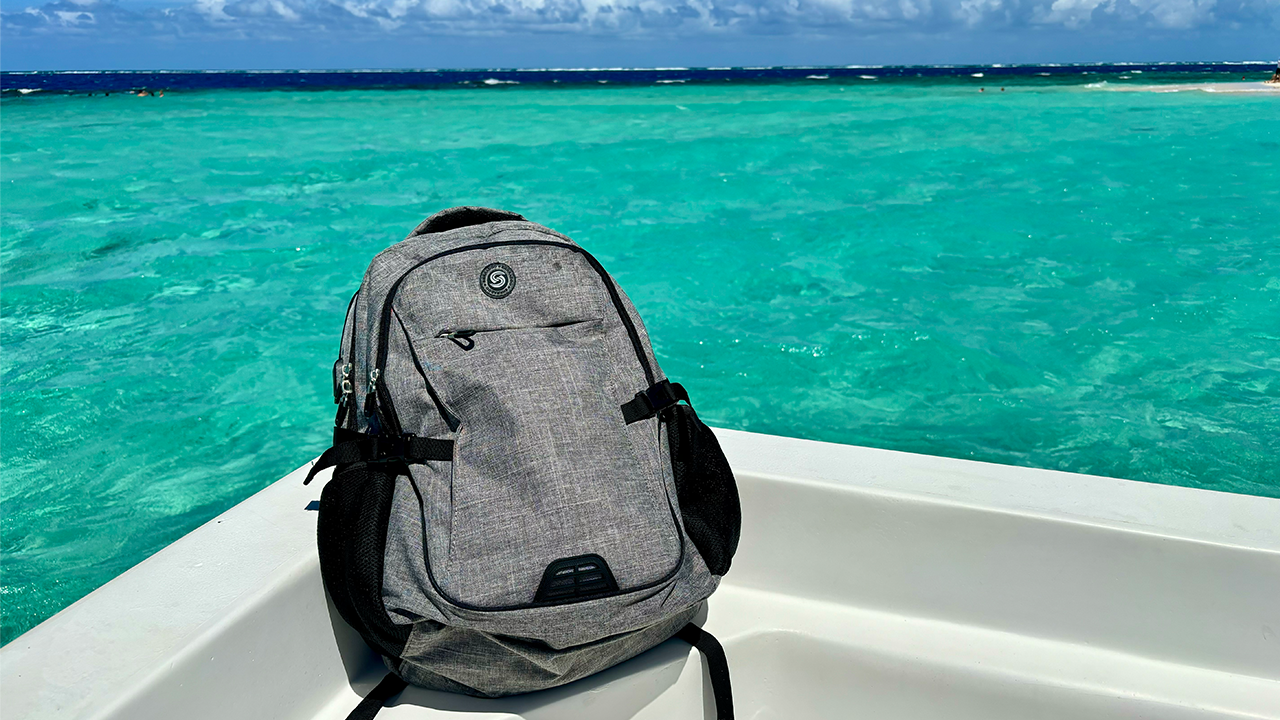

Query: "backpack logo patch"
<box><xmin>480</xmin><ymin>262</ymin><xmax>515</xmax><ymax>299</ymax></box>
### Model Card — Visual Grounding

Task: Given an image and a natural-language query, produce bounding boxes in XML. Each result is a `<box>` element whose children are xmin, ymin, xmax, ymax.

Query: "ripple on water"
<box><xmin>2</xmin><ymin>81</ymin><xmax>1279</xmax><ymax>644</ymax></box>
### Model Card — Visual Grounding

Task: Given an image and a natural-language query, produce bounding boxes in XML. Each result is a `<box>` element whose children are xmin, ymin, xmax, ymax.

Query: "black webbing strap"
<box><xmin>621</xmin><ymin>379</ymin><xmax>690</xmax><ymax>424</ymax></box>
<box><xmin>676</xmin><ymin>623</ymin><xmax>734</xmax><ymax>720</ymax></box>
<box><xmin>343</xmin><ymin>672</ymin><xmax>408</xmax><ymax>720</ymax></box>
<box><xmin>303</xmin><ymin>441</ymin><xmax>366</xmax><ymax>485</ymax></box>
<box><xmin>303</xmin><ymin>431</ymin><xmax>453</xmax><ymax>485</ymax></box>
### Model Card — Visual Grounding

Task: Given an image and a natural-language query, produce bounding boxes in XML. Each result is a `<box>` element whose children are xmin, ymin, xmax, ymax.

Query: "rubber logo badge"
<box><xmin>480</xmin><ymin>262</ymin><xmax>515</xmax><ymax>299</ymax></box>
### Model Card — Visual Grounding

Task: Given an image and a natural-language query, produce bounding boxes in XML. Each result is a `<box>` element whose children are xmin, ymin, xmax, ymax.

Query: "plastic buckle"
<box><xmin>644</xmin><ymin>381</ymin><xmax>679</xmax><ymax>413</ymax></box>
<box><xmin>369</xmin><ymin>434</ymin><xmax>408</xmax><ymax>461</ymax></box>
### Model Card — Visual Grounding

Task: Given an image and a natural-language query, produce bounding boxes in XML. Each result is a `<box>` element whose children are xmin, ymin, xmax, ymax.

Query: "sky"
<box><xmin>1</xmin><ymin>0</ymin><xmax>1277</xmax><ymax>70</ymax></box>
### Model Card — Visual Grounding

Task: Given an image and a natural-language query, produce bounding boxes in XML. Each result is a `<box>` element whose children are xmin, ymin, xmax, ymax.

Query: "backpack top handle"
<box><xmin>410</xmin><ymin>206</ymin><xmax>526</xmax><ymax>237</ymax></box>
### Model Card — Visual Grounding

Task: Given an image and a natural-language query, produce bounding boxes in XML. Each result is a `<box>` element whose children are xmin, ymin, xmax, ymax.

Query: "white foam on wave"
<box><xmin>16</xmin><ymin>88</ymin><xmax>41</xmax><ymax>94</ymax></box>
<box><xmin>806</xmin><ymin>75</ymin><xmax>829</xmax><ymax>80</ymax></box>
<box><xmin>859</xmin><ymin>75</ymin><xmax>876</xmax><ymax>80</ymax></box>
<box><xmin>971</xmin><ymin>73</ymin><xmax>984</xmax><ymax>78</ymax></box>
<box><xmin>482</xmin><ymin>78</ymin><xmax>518</xmax><ymax>85</ymax></box>
<box><xmin>656</xmin><ymin>79</ymin><xmax>686</xmax><ymax>84</ymax></box>
<box><xmin>1090</xmin><ymin>82</ymin><xmax>1280</xmax><ymax>95</ymax></box>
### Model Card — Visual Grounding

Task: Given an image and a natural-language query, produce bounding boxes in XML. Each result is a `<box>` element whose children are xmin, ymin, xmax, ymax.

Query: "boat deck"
<box><xmin>5</xmin><ymin>430</ymin><xmax>1279</xmax><ymax>719</ymax></box>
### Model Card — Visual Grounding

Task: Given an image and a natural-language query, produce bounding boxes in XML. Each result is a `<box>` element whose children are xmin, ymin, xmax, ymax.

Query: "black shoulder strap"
<box><xmin>677</xmin><ymin>623</ymin><xmax>735</xmax><ymax>720</ymax></box>
<box><xmin>343</xmin><ymin>672</ymin><xmax>407</xmax><ymax>720</ymax></box>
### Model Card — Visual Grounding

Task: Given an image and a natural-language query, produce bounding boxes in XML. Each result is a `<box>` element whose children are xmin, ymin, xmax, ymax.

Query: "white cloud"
<box><xmin>3</xmin><ymin>0</ymin><xmax>1277</xmax><ymax>38</ymax></box>
<box><xmin>54</xmin><ymin>7</ymin><xmax>94</xmax><ymax>20</ymax></box>
<box><xmin>194</xmin><ymin>0</ymin><xmax>232</xmax><ymax>19</ymax></box>
<box><xmin>1040</xmin><ymin>0</ymin><xmax>1109</xmax><ymax>27</ymax></box>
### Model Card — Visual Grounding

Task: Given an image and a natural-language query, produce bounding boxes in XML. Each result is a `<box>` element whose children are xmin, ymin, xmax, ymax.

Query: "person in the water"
<box><xmin>1267</xmin><ymin>62</ymin><xmax>1280</xmax><ymax>84</ymax></box>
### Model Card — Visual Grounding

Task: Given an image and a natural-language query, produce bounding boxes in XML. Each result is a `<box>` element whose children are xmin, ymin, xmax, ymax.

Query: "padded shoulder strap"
<box><xmin>410</xmin><ymin>206</ymin><xmax>526</xmax><ymax>237</ymax></box>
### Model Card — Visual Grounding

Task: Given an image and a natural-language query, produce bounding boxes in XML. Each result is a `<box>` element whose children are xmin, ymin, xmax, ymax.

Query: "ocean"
<box><xmin>2</xmin><ymin>64</ymin><xmax>1278</xmax><ymax>644</ymax></box>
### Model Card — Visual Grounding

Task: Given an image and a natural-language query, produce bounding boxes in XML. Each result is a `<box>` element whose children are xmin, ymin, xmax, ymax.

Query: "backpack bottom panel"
<box><xmin>394</xmin><ymin>603</ymin><xmax>700</xmax><ymax>698</ymax></box>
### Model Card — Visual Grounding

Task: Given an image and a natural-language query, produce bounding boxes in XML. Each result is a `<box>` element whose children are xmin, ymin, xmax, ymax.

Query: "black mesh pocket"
<box><xmin>665</xmin><ymin>405</ymin><xmax>740</xmax><ymax>576</ymax></box>
<box><xmin>317</xmin><ymin>461</ymin><xmax>410</xmax><ymax>659</ymax></box>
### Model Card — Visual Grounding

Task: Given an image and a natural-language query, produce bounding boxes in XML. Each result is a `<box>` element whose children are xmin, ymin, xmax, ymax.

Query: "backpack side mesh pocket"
<box><xmin>317</xmin><ymin>461</ymin><xmax>410</xmax><ymax>660</ymax></box>
<box><xmin>665</xmin><ymin>404</ymin><xmax>741</xmax><ymax>576</ymax></box>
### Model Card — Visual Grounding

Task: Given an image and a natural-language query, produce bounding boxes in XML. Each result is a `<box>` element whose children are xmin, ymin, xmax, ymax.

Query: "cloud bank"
<box><xmin>4</xmin><ymin>0</ymin><xmax>1277</xmax><ymax>41</ymax></box>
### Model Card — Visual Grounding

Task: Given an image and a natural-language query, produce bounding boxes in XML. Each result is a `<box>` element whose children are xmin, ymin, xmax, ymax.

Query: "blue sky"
<box><xmin>2</xmin><ymin>0</ymin><xmax>1277</xmax><ymax>70</ymax></box>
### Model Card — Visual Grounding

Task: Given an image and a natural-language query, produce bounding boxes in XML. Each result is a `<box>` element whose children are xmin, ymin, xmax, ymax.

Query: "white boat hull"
<box><xmin>5</xmin><ymin>429</ymin><xmax>1279</xmax><ymax>719</ymax></box>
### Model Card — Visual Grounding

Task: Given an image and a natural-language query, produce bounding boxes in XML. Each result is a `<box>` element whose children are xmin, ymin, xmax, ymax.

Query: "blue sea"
<box><xmin>2</xmin><ymin>63</ymin><xmax>1278</xmax><ymax>644</ymax></box>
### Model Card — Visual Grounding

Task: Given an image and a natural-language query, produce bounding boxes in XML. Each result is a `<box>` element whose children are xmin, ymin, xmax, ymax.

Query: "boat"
<box><xmin>4</xmin><ymin>429</ymin><xmax>1278</xmax><ymax>719</ymax></box>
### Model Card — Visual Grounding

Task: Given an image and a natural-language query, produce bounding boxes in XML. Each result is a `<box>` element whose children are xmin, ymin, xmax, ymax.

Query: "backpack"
<box><xmin>303</xmin><ymin>207</ymin><xmax>741</xmax><ymax>720</ymax></box>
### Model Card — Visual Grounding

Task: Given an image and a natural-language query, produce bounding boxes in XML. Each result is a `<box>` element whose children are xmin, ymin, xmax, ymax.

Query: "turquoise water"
<box><xmin>3</xmin><ymin>78</ymin><xmax>1279</xmax><ymax>644</ymax></box>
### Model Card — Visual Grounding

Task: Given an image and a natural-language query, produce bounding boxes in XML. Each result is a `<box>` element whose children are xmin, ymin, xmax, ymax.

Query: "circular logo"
<box><xmin>480</xmin><ymin>262</ymin><xmax>515</xmax><ymax>299</ymax></box>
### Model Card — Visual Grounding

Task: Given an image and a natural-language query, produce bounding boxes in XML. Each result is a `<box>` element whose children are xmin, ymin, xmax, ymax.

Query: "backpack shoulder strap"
<box><xmin>677</xmin><ymin>623</ymin><xmax>735</xmax><ymax>720</ymax></box>
<box><xmin>343</xmin><ymin>672</ymin><xmax>407</xmax><ymax>720</ymax></box>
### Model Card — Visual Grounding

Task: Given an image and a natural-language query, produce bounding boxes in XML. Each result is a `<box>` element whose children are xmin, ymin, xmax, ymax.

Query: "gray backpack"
<box><xmin>304</xmin><ymin>207</ymin><xmax>740</xmax><ymax>720</ymax></box>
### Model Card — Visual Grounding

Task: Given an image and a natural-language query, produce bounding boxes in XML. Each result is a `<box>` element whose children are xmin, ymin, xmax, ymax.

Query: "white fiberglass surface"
<box><xmin>725</xmin><ymin>633</ymin><xmax>1256</xmax><ymax>720</ymax></box>
<box><xmin>4</xmin><ymin>432</ymin><xmax>1279</xmax><ymax>720</ymax></box>
<box><xmin>320</xmin><ymin>587</ymin><xmax>1278</xmax><ymax>719</ymax></box>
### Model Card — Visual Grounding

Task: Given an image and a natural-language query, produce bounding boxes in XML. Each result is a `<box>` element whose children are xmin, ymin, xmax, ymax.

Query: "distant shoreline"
<box><xmin>3</xmin><ymin>62</ymin><xmax>1278</xmax><ymax>97</ymax></box>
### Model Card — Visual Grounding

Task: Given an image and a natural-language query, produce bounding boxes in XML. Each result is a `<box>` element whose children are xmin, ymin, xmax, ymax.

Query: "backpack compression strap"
<box><xmin>677</xmin><ymin>623</ymin><xmax>735</xmax><ymax>720</ymax></box>
<box><xmin>621</xmin><ymin>379</ymin><xmax>690</xmax><ymax>424</ymax></box>
<box><xmin>303</xmin><ymin>429</ymin><xmax>453</xmax><ymax>485</ymax></box>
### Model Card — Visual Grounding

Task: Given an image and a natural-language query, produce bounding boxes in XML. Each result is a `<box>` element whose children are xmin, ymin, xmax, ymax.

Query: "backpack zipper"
<box><xmin>369</xmin><ymin>237</ymin><xmax>655</xmax><ymax>437</ymax></box>
<box><xmin>433</xmin><ymin>319</ymin><xmax>596</xmax><ymax>352</ymax></box>
<box><xmin>333</xmin><ymin>290</ymin><xmax>359</xmax><ymax>428</ymax></box>
<box><xmin>395</xmin><ymin>311</ymin><xmax>461</xmax><ymax>432</ymax></box>
<box><xmin>436</xmin><ymin>329</ymin><xmax>478</xmax><ymax>351</ymax></box>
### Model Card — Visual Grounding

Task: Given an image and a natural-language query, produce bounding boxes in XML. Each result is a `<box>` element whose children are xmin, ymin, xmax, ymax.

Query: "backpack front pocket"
<box><xmin>414</xmin><ymin>319</ymin><xmax>683</xmax><ymax>610</ymax></box>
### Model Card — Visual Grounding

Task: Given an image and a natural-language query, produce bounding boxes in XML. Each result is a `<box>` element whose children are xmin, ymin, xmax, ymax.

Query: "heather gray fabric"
<box><xmin>393</xmin><ymin>603</ymin><xmax>700</xmax><ymax>698</ymax></box>
<box><xmin>332</xmin><ymin>207</ymin><xmax>719</xmax><ymax>695</ymax></box>
<box><xmin>382</xmin><ymin>447</ymin><xmax>718</xmax><ymax>649</ymax></box>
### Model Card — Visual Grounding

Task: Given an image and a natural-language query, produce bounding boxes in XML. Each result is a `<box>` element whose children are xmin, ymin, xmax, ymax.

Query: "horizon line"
<box><xmin>3</xmin><ymin>59</ymin><xmax>1278</xmax><ymax>75</ymax></box>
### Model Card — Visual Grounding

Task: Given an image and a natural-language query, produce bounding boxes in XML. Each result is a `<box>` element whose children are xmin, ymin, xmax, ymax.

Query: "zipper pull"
<box><xmin>363</xmin><ymin>368</ymin><xmax>382</xmax><ymax>433</ymax></box>
<box><xmin>437</xmin><ymin>329</ymin><xmax>477</xmax><ymax>351</ymax></box>
<box><xmin>340</xmin><ymin>363</ymin><xmax>353</xmax><ymax>398</ymax></box>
